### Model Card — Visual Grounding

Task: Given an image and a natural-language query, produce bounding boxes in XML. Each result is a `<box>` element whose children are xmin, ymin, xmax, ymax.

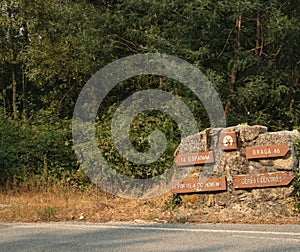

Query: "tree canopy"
<box><xmin>1</xmin><ymin>0</ymin><xmax>299</xmax><ymax>184</ymax></box>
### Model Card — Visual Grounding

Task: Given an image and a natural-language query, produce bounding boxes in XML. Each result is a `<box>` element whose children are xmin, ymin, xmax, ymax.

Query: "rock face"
<box><xmin>173</xmin><ymin>125</ymin><xmax>299</xmax><ymax>217</ymax></box>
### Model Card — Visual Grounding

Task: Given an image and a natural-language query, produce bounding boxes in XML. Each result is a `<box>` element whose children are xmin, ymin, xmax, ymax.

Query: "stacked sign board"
<box><xmin>172</xmin><ymin>132</ymin><xmax>294</xmax><ymax>194</ymax></box>
<box><xmin>170</xmin><ymin>177</ymin><xmax>227</xmax><ymax>193</ymax></box>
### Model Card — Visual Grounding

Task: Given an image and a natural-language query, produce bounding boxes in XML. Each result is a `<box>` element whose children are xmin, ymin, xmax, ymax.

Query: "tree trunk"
<box><xmin>255</xmin><ymin>3</ymin><xmax>262</xmax><ymax>56</ymax></box>
<box><xmin>224</xmin><ymin>11</ymin><xmax>242</xmax><ymax>119</ymax></box>
<box><xmin>22</xmin><ymin>66</ymin><xmax>27</xmax><ymax>121</ymax></box>
<box><xmin>255</xmin><ymin>7</ymin><xmax>261</xmax><ymax>56</ymax></box>
<box><xmin>1</xmin><ymin>61</ymin><xmax>6</xmax><ymax>115</ymax></box>
<box><xmin>11</xmin><ymin>49</ymin><xmax>18</xmax><ymax>121</ymax></box>
<box><xmin>21</xmin><ymin>22</ymin><xmax>30</xmax><ymax>121</ymax></box>
<box><xmin>236</xmin><ymin>14</ymin><xmax>242</xmax><ymax>49</ymax></box>
<box><xmin>159</xmin><ymin>76</ymin><xmax>163</xmax><ymax>90</ymax></box>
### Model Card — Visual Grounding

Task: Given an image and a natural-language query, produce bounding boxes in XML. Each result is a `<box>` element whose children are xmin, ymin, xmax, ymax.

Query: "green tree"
<box><xmin>19</xmin><ymin>0</ymin><xmax>113</xmax><ymax>117</ymax></box>
<box><xmin>1</xmin><ymin>0</ymin><xmax>300</xmax><ymax>185</ymax></box>
<box><xmin>0</xmin><ymin>0</ymin><xmax>30</xmax><ymax>120</ymax></box>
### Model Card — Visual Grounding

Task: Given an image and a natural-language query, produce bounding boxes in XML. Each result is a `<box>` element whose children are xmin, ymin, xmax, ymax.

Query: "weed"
<box><xmin>293</xmin><ymin>136</ymin><xmax>300</xmax><ymax>212</ymax></box>
<box><xmin>164</xmin><ymin>194</ymin><xmax>182</xmax><ymax>211</ymax></box>
<box><xmin>292</xmin><ymin>172</ymin><xmax>300</xmax><ymax>212</ymax></box>
<box><xmin>37</xmin><ymin>206</ymin><xmax>57</xmax><ymax>221</ymax></box>
<box><xmin>177</xmin><ymin>216</ymin><xmax>188</xmax><ymax>223</ymax></box>
<box><xmin>147</xmin><ymin>215</ymin><xmax>160</xmax><ymax>220</ymax></box>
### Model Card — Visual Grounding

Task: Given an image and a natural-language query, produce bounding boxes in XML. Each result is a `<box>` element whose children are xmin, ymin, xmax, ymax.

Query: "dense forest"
<box><xmin>1</xmin><ymin>0</ymin><xmax>299</xmax><ymax>188</ymax></box>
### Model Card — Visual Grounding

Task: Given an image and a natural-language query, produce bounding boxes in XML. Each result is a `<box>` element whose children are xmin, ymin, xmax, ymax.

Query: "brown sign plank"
<box><xmin>233</xmin><ymin>172</ymin><xmax>294</xmax><ymax>189</ymax></box>
<box><xmin>170</xmin><ymin>176</ymin><xmax>227</xmax><ymax>193</ymax></box>
<box><xmin>246</xmin><ymin>144</ymin><xmax>289</xmax><ymax>159</ymax></box>
<box><xmin>221</xmin><ymin>132</ymin><xmax>237</xmax><ymax>151</ymax></box>
<box><xmin>174</xmin><ymin>151</ymin><xmax>214</xmax><ymax>167</ymax></box>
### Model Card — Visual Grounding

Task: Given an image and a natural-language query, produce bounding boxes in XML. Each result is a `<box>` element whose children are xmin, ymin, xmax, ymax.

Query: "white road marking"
<box><xmin>108</xmin><ymin>225</ymin><xmax>300</xmax><ymax>237</ymax></box>
<box><xmin>232</xmin><ymin>234</ymin><xmax>300</xmax><ymax>242</ymax></box>
<box><xmin>9</xmin><ymin>222</ymin><xmax>300</xmax><ymax>238</ymax></box>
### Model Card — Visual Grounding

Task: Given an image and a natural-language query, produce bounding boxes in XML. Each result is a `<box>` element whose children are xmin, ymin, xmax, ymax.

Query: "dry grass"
<box><xmin>0</xmin><ymin>185</ymin><xmax>174</xmax><ymax>223</ymax></box>
<box><xmin>1</xmin><ymin>184</ymin><xmax>299</xmax><ymax>224</ymax></box>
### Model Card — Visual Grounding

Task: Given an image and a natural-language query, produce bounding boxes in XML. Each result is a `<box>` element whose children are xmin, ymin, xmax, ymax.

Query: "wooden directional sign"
<box><xmin>174</xmin><ymin>151</ymin><xmax>214</xmax><ymax>167</ymax></box>
<box><xmin>246</xmin><ymin>144</ymin><xmax>289</xmax><ymax>159</ymax></box>
<box><xmin>221</xmin><ymin>132</ymin><xmax>237</xmax><ymax>151</ymax></box>
<box><xmin>170</xmin><ymin>176</ymin><xmax>227</xmax><ymax>193</ymax></box>
<box><xmin>233</xmin><ymin>172</ymin><xmax>294</xmax><ymax>189</ymax></box>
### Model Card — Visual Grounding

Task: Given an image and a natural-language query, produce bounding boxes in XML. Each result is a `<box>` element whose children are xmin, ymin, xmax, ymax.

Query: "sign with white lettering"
<box><xmin>233</xmin><ymin>172</ymin><xmax>294</xmax><ymax>189</ymax></box>
<box><xmin>221</xmin><ymin>132</ymin><xmax>237</xmax><ymax>151</ymax></box>
<box><xmin>174</xmin><ymin>151</ymin><xmax>214</xmax><ymax>166</ymax></box>
<box><xmin>170</xmin><ymin>176</ymin><xmax>227</xmax><ymax>193</ymax></box>
<box><xmin>246</xmin><ymin>144</ymin><xmax>289</xmax><ymax>159</ymax></box>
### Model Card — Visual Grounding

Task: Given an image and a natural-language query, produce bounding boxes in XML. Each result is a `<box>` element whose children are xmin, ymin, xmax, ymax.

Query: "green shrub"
<box><xmin>164</xmin><ymin>194</ymin><xmax>182</xmax><ymax>211</ymax></box>
<box><xmin>293</xmin><ymin>133</ymin><xmax>300</xmax><ymax>211</ymax></box>
<box><xmin>96</xmin><ymin>108</ymin><xmax>181</xmax><ymax>180</ymax></box>
<box><xmin>0</xmin><ymin>110</ymin><xmax>79</xmax><ymax>188</ymax></box>
<box><xmin>37</xmin><ymin>206</ymin><xmax>57</xmax><ymax>221</ymax></box>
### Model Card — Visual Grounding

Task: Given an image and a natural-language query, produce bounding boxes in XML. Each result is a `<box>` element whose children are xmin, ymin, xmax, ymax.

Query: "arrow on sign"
<box><xmin>174</xmin><ymin>151</ymin><xmax>214</xmax><ymax>167</ymax></box>
<box><xmin>170</xmin><ymin>176</ymin><xmax>227</xmax><ymax>193</ymax></box>
<box><xmin>246</xmin><ymin>144</ymin><xmax>289</xmax><ymax>159</ymax></box>
<box><xmin>233</xmin><ymin>172</ymin><xmax>294</xmax><ymax>189</ymax></box>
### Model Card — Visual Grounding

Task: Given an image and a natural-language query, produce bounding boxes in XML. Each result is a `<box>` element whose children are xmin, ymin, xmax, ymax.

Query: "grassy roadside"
<box><xmin>0</xmin><ymin>185</ymin><xmax>172</xmax><ymax>223</ymax></box>
<box><xmin>0</xmin><ymin>184</ymin><xmax>299</xmax><ymax>224</ymax></box>
<box><xmin>0</xmin><ymin>135</ymin><xmax>299</xmax><ymax>224</ymax></box>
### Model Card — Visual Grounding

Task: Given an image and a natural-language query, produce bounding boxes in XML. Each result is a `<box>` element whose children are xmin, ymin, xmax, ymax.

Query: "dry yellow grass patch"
<box><xmin>0</xmin><ymin>186</ymin><xmax>173</xmax><ymax>223</ymax></box>
<box><xmin>1</xmin><ymin>185</ymin><xmax>299</xmax><ymax>224</ymax></box>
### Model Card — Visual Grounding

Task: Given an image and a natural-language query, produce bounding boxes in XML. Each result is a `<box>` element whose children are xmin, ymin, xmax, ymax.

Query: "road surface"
<box><xmin>0</xmin><ymin>222</ymin><xmax>300</xmax><ymax>251</ymax></box>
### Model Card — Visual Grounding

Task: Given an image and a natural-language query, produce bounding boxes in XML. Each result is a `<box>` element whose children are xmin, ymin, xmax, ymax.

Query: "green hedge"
<box><xmin>0</xmin><ymin>110</ymin><xmax>78</xmax><ymax>187</ymax></box>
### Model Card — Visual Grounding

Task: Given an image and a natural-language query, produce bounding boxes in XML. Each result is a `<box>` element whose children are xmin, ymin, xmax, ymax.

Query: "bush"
<box><xmin>164</xmin><ymin>194</ymin><xmax>182</xmax><ymax>211</ymax></box>
<box><xmin>95</xmin><ymin>107</ymin><xmax>182</xmax><ymax>180</ymax></box>
<box><xmin>0</xmin><ymin>110</ymin><xmax>78</xmax><ymax>188</ymax></box>
<box><xmin>293</xmin><ymin>133</ymin><xmax>300</xmax><ymax>211</ymax></box>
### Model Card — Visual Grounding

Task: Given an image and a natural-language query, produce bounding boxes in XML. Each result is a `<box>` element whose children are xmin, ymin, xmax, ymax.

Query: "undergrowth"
<box><xmin>164</xmin><ymin>194</ymin><xmax>182</xmax><ymax>211</ymax></box>
<box><xmin>293</xmin><ymin>134</ymin><xmax>300</xmax><ymax>212</ymax></box>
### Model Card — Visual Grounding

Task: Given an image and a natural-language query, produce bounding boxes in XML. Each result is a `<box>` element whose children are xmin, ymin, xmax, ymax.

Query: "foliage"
<box><xmin>164</xmin><ymin>194</ymin><xmax>182</xmax><ymax>211</ymax></box>
<box><xmin>36</xmin><ymin>206</ymin><xmax>57</xmax><ymax>221</ymax></box>
<box><xmin>293</xmin><ymin>172</ymin><xmax>300</xmax><ymax>212</ymax></box>
<box><xmin>0</xmin><ymin>109</ymin><xmax>78</xmax><ymax>187</ymax></box>
<box><xmin>293</xmin><ymin>135</ymin><xmax>300</xmax><ymax>211</ymax></box>
<box><xmin>95</xmin><ymin>75</ymin><xmax>206</xmax><ymax>179</ymax></box>
<box><xmin>0</xmin><ymin>0</ymin><xmax>300</xmax><ymax>188</ymax></box>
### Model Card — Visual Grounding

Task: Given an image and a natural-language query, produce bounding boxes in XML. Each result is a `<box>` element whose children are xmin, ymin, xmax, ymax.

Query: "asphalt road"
<box><xmin>0</xmin><ymin>222</ymin><xmax>300</xmax><ymax>251</ymax></box>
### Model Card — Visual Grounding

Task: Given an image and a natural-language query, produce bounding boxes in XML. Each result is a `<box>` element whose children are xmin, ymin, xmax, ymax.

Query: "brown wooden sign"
<box><xmin>174</xmin><ymin>151</ymin><xmax>214</xmax><ymax>167</ymax></box>
<box><xmin>233</xmin><ymin>172</ymin><xmax>294</xmax><ymax>189</ymax></box>
<box><xmin>170</xmin><ymin>176</ymin><xmax>227</xmax><ymax>193</ymax></box>
<box><xmin>246</xmin><ymin>144</ymin><xmax>289</xmax><ymax>159</ymax></box>
<box><xmin>221</xmin><ymin>132</ymin><xmax>237</xmax><ymax>151</ymax></box>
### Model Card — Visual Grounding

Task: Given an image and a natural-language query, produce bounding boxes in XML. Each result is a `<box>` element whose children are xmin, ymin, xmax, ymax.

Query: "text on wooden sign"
<box><xmin>246</xmin><ymin>144</ymin><xmax>289</xmax><ymax>159</ymax></box>
<box><xmin>170</xmin><ymin>176</ymin><xmax>227</xmax><ymax>193</ymax></box>
<box><xmin>174</xmin><ymin>151</ymin><xmax>214</xmax><ymax>166</ymax></box>
<box><xmin>233</xmin><ymin>172</ymin><xmax>294</xmax><ymax>189</ymax></box>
